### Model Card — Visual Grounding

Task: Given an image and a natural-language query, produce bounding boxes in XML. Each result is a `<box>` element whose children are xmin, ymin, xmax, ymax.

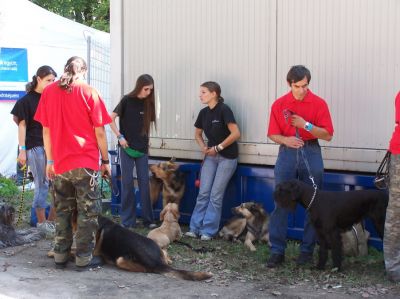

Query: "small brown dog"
<box><xmin>219</xmin><ymin>202</ymin><xmax>269</xmax><ymax>251</ymax></box>
<box><xmin>341</xmin><ymin>223</ymin><xmax>370</xmax><ymax>257</ymax></box>
<box><xmin>149</xmin><ymin>158</ymin><xmax>185</xmax><ymax>207</ymax></box>
<box><xmin>147</xmin><ymin>203</ymin><xmax>181</xmax><ymax>264</ymax></box>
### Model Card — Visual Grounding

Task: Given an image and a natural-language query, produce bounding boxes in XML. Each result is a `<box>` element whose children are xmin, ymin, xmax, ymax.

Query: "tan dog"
<box><xmin>219</xmin><ymin>202</ymin><xmax>269</xmax><ymax>251</ymax></box>
<box><xmin>342</xmin><ymin>223</ymin><xmax>370</xmax><ymax>257</ymax></box>
<box><xmin>149</xmin><ymin>158</ymin><xmax>185</xmax><ymax>208</ymax></box>
<box><xmin>147</xmin><ymin>203</ymin><xmax>181</xmax><ymax>264</ymax></box>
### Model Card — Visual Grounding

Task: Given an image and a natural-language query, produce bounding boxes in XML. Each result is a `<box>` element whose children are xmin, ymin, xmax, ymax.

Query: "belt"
<box><xmin>303</xmin><ymin>139</ymin><xmax>319</xmax><ymax>146</ymax></box>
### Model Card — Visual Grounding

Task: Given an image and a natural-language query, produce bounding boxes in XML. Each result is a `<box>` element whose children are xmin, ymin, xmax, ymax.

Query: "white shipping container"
<box><xmin>110</xmin><ymin>0</ymin><xmax>400</xmax><ymax>172</ymax></box>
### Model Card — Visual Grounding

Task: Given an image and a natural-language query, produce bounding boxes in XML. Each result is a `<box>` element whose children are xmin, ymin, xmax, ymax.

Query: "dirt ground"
<box><xmin>0</xmin><ymin>239</ymin><xmax>399</xmax><ymax>299</ymax></box>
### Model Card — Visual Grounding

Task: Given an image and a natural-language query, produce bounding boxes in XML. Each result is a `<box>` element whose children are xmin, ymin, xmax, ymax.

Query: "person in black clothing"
<box><xmin>10</xmin><ymin>65</ymin><xmax>57</xmax><ymax>232</ymax></box>
<box><xmin>185</xmin><ymin>81</ymin><xmax>241</xmax><ymax>240</ymax></box>
<box><xmin>110</xmin><ymin>74</ymin><xmax>156</xmax><ymax>228</ymax></box>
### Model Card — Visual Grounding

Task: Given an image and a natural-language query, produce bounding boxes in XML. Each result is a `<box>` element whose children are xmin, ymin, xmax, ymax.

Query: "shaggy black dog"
<box><xmin>0</xmin><ymin>204</ymin><xmax>44</xmax><ymax>248</ymax></box>
<box><xmin>273</xmin><ymin>180</ymin><xmax>388</xmax><ymax>270</ymax></box>
<box><xmin>95</xmin><ymin>216</ymin><xmax>212</xmax><ymax>281</ymax></box>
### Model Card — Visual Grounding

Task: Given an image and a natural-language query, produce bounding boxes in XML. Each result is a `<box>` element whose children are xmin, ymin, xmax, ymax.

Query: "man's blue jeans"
<box><xmin>189</xmin><ymin>154</ymin><xmax>237</xmax><ymax>237</ymax></box>
<box><xmin>269</xmin><ymin>142</ymin><xmax>323</xmax><ymax>255</ymax></box>
<box><xmin>119</xmin><ymin>148</ymin><xmax>154</xmax><ymax>227</ymax></box>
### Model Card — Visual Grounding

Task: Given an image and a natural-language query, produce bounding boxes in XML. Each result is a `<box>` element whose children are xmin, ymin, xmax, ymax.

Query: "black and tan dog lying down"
<box><xmin>94</xmin><ymin>216</ymin><xmax>212</xmax><ymax>281</ymax></box>
<box><xmin>218</xmin><ymin>202</ymin><xmax>269</xmax><ymax>251</ymax></box>
<box><xmin>274</xmin><ymin>179</ymin><xmax>388</xmax><ymax>270</ymax></box>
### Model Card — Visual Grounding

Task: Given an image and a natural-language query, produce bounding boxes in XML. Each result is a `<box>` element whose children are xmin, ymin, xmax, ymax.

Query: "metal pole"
<box><xmin>86</xmin><ymin>35</ymin><xmax>91</xmax><ymax>84</ymax></box>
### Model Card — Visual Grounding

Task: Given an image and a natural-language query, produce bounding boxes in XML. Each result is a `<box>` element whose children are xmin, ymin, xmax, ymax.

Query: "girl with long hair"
<box><xmin>110</xmin><ymin>74</ymin><xmax>156</xmax><ymax>228</ymax></box>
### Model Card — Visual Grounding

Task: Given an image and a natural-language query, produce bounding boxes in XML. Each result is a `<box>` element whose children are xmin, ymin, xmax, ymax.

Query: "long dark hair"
<box><xmin>200</xmin><ymin>81</ymin><xmax>224</xmax><ymax>103</ymax></box>
<box><xmin>127</xmin><ymin>74</ymin><xmax>156</xmax><ymax>135</ymax></box>
<box><xmin>25</xmin><ymin>65</ymin><xmax>57</xmax><ymax>93</ymax></box>
<box><xmin>58</xmin><ymin>56</ymin><xmax>87</xmax><ymax>91</ymax></box>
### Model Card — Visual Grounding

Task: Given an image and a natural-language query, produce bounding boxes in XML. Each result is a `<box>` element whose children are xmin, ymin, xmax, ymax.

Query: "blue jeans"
<box><xmin>26</xmin><ymin>146</ymin><xmax>49</xmax><ymax>208</ymax></box>
<box><xmin>189</xmin><ymin>154</ymin><xmax>237</xmax><ymax>237</ymax></box>
<box><xmin>269</xmin><ymin>142</ymin><xmax>323</xmax><ymax>255</ymax></box>
<box><xmin>119</xmin><ymin>148</ymin><xmax>154</xmax><ymax>227</ymax></box>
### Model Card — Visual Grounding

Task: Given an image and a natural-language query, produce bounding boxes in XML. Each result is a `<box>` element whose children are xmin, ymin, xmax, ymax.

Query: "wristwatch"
<box><xmin>304</xmin><ymin>122</ymin><xmax>314</xmax><ymax>132</ymax></box>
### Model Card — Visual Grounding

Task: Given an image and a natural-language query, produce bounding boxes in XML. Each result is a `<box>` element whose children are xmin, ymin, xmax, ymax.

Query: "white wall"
<box><xmin>110</xmin><ymin>0</ymin><xmax>400</xmax><ymax>172</ymax></box>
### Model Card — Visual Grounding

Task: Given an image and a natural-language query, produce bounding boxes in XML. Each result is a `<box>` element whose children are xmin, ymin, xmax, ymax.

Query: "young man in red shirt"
<box><xmin>35</xmin><ymin>56</ymin><xmax>111</xmax><ymax>270</ymax></box>
<box><xmin>266</xmin><ymin>65</ymin><xmax>334</xmax><ymax>268</ymax></box>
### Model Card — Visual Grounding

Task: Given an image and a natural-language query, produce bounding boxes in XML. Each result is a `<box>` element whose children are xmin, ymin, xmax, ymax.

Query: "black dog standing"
<box><xmin>274</xmin><ymin>180</ymin><xmax>388</xmax><ymax>270</ymax></box>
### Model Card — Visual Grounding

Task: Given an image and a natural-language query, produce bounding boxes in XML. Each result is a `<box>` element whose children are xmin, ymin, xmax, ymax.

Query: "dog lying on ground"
<box><xmin>149</xmin><ymin>158</ymin><xmax>185</xmax><ymax>207</ymax></box>
<box><xmin>219</xmin><ymin>202</ymin><xmax>269</xmax><ymax>251</ymax></box>
<box><xmin>341</xmin><ymin>223</ymin><xmax>370</xmax><ymax>257</ymax></box>
<box><xmin>94</xmin><ymin>215</ymin><xmax>212</xmax><ymax>280</ymax></box>
<box><xmin>273</xmin><ymin>179</ymin><xmax>388</xmax><ymax>270</ymax></box>
<box><xmin>0</xmin><ymin>204</ymin><xmax>44</xmax><ymax>248</ymax></box>
<box><xmin>147</xmin><ymin>203</ymin><xmax>182</xmax><ymax>264</ymax></box>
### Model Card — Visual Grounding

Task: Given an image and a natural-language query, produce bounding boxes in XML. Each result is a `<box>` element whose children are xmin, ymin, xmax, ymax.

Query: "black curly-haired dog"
<box><xmin>273</xmin><ymin>179</ymin><xmax>388</xmax><ymax>271</ymax></box>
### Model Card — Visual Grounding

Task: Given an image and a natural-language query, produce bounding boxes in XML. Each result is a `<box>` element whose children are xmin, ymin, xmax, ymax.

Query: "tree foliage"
<box><xmin>29</xmin><ymin>0</ymin><xmax>110</xmax><ymax>32</ymax></box>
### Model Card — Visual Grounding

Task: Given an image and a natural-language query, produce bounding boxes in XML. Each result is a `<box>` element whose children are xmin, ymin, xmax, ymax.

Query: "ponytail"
<box><xmin>58</xmin><ymin>56</ymin><xmax>87</xmax><ymax>91</ymax></box>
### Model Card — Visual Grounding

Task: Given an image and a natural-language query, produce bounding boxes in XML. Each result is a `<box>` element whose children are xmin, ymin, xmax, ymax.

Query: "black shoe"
<box><xmin>296</xmin><ymin>252</ymin><xmax>313</xmax><ymax>266</ymax></box>
<box><xmin>76</xmin><ymin>256</ymin><xmax>104</xmax><ymax>271</ymax></box>
<box><xmin>266</xmin><ymin>254</ymin><xmax>285</xmax><ymax>268</ymax></box>
<box><xmin>55</xmin><ymin>260</ymin><xmax>68</xmax><ymax>269</ymax></box>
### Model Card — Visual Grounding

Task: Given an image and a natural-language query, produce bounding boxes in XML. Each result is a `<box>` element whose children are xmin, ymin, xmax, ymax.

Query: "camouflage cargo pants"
<box><xmin>53</xmin><ymin>168</ymin><xmax>101</xmax><ymax>266</ymax></box>
<box><xmin>384</xmin><ymin>154</ymin><xmax>400</xmax><ymax>282</ymax></box>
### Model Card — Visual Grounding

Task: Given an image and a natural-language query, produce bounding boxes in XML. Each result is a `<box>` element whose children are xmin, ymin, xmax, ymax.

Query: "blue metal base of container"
<box><xmin>109</xmin><ymin>154</ymin><xmax>384</xmax><ymax>251</ymax></box>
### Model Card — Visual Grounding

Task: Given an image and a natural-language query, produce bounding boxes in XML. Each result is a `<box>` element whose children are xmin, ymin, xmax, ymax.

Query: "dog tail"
<box><xmin>159</xmin><ymin>265</ymin><xmax>212</xmax><ymax>281</ymax></box>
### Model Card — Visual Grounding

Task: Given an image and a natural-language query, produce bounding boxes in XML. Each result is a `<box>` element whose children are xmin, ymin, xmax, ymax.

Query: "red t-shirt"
<box><xmin>389</xmin><ymin>92</ymin><xmax>400</xmax><ymax>154</ymax></box>
<box><xmin>34</xmin><ymin>80</ymin><xmax>112</xmax><ymax>174</ymax></box>
<box><xmin>267</xmin><ymin>90</ymin><xmax>334</xmax><ymax>140</ymax></box>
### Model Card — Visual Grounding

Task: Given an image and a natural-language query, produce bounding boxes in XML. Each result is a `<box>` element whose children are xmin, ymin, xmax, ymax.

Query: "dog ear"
<box><xmin>160</xmin><ymin>207</ymin><xmax>166</xmax><ymax>221</ymax></box>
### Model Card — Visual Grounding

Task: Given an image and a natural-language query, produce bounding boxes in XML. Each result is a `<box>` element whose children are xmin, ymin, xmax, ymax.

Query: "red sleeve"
<box><xmin>88</xmin><ymin>88</ymin><xmax>112</xmax><ymax>127</ymax></box>
<box><xmin>395</xmin><ymin>92</ymin><xmax>400</xmax><ymax>124</ymax></box>
<box><xmin>267</xmin><ymin>102</ymin><xmax>282</xmax><ymax>136</ymax></box>
<box><xmin>34</xmin><ymin>90</ymin><xmax>48</xmax><ymax>127</ymax></box>
<box><xmin>315</xmin><ymin>100</ymin><xmax>334</xmax><ymax>136</ymax></box>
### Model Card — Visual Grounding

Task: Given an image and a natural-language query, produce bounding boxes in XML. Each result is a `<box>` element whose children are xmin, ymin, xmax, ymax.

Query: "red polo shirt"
<box><xmin>389</xmin><ymin>92</ymin><xmax>400</xmax><ymax>154</ymax></box>
<box><xmin>34</xmin><ymin>80</ymin><xmax>112</xmax><ymax>174</ymax></box>
<box><xmin>267</xmin><ymin>90</ymin><xmax>334</xmax><ymax>140</ymax></box>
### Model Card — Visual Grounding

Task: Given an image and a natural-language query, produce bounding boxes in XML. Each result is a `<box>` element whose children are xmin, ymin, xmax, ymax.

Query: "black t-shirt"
<box><xmin>113</xmin><ymin>95</ymin><xmax>149</xmax><ymax>153</ymax></box>
<box><xmin>10</xmin><ymin>91</ymin><xmax>44</xmax><ymax>150</ymax></box>
<box><xmin>194</xmin><ymin>102</ymin><xmax>238</xmax><ymax>159</ymax></box>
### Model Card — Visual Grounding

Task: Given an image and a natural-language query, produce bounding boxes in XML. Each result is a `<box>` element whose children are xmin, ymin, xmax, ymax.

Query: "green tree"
<box><xmin>30</xmin><ymin>0</ymin><xmax>110</xmax><ymax>32</ymax></box>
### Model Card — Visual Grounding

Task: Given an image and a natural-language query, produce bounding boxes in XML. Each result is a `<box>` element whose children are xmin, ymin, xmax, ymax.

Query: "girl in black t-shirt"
<box><xmin>11</xmin><ymin>65</ymin><xmax>57</xmax><ymax>232</ymax></box>
<box><xmin>110</xmin><ymin>74</ymin><xmax>156</xmax><ymax>228</ymax></box>
<box><xmin>185</xmin><ymin>81</ymin><xmax>241</xmax><ymax>240</ymax></box>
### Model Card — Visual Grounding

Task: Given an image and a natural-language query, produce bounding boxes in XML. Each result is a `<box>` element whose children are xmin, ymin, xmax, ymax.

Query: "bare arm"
<box><xmin>109</xmin><ymin>112</ymin><xmax>128</xmax><ymax>148</ymax></box>
<box><xmin>13</xmin><ymin>115</ymin><xmax>19</xmax><ymax>125</ymax></box>
<box><xmin>17</xmin><ymin>120</ymin><xmax>27</xmax><ymax>165</ymax></box>
<box><xmin>42</xmin><ymin>127</ymin><xmax>55</xmax><ymax>179</ymax></box>
<box><xmin>268</xmin><ymin>134</ymin><xmax>304</xmax><ymax>149</ymax></box>
<box><xmin>194</xmin><ymin>128</ymin><xmax>208</xmax><ymax>155</ymax></box>
<box><xmin>290</xmin><ymin>115</ymin><xmax>332</xmax><ymax>141</ymax></box>
<box><xmin>95</xmin><ymin>126</ymin><xmax>111</xmax><ymax>177</ymax></box>
<box><xmin>219</xmin><ymin>123</ymin><xmax>240</xmax><ymax>148</ymax></box>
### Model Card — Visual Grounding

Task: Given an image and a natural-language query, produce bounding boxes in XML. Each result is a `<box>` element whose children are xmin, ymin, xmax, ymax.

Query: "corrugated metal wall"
<box><xmin>111</xmin><ymin>0</ymin><xmax>400</xmax><ymax>172</ymax></box>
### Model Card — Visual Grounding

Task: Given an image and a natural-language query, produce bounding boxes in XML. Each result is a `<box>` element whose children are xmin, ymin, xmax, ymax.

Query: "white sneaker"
<box><xmin>37</xmin><ymin>221</ymin><xmax>56</xmax><ymax>237</ymax></box>
<box><xmin>200</xmin><ymin>235</ymin><xmax>212</xmax><ymax>241</ymax></box>
<box><xmin>184</xmin><ymin>231</ymin><xmax>198</xmax><ymax>238</ymax></box>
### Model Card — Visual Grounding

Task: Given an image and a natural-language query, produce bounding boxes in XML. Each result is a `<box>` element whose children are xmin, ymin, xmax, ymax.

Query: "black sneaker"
<box><xmin>296</xmin><ymin>252</ymin><xmax>313</xmax><ymax>266</ymax></box>
<box><xmin>266</xmin><ymin>254</ymin><xmax>285</xmax><ymax>268</ymax></box>
<box><xmin>76</xmin><ymin>256</ymin><xmax>104</xmax><ymax>271</ymax></box>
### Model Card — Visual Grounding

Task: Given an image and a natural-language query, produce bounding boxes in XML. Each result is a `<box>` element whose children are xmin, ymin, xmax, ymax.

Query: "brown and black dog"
<box><xmin>149</xmin><ymin>158</ymin><xmax>185</xmax><ymax>207</ymax></box>
<box><xmin>94</xmin><ymin>215</ymin><xmax>212</xmax><ymax>281</ymax></box>
<box><xmin>147</xmin><ymin>203</ymin><xmax>182</xmax><ymax>264</ymax></box>
<box><xmin>219</xmin><ymin>202</ymin><xmax>269</xmax><ymax>251</ymax></box>
<box><xmin>0</xmin><ymin>204</ymin><xmax>44</xmax><ymax>248</ymax></box>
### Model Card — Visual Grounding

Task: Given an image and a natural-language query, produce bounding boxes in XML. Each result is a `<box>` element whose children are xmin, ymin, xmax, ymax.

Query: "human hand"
<box><xmin>283</xmin><ymin>136</ymin><xmax>304</xmax><ymax>149</ymax></box>
<box><xmin>201</xmin><ymin>146</ymin><xmax>208</xmax><ymax>155</ymax></box>
<box><xmin>46</xmin><ymin>164</ymin><xmax>55</xmax><ymax>180</ymax></box>
<box><xmin>100</xmin><ymin>164</ymin><xmax>111</xmax><ymax>178</ymax></box>
<box><xmin>119</xmin><ymin>138</ymin><xmax>129</xmax><ymax>149</ymax></box>
<box><xmin>205</xmin><ymin>147</ymin><xmax>217</xmax><ymax>156</ymax></box>
<box><xmin>17</xmin><ymin>151</ymin><xmax>27</xmax><ymax>166</ymax></box>
<box><xmin>290</xmin><ymin>115</ymin><xmax>306</xmax><ymax>129</ymax></box>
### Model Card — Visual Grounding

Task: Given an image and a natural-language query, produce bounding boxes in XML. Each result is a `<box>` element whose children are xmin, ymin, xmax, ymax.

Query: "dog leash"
<box><xmin>16</xmin><ymin>164</ymin><xmax>27</xmax><ymax>227</ymax></box>
<box><xmin>174</xmin><ymin>240</ymin><xmax>215</xmax><ymax>253</ymax></box>
<box><xmin>295</xmin><ymin>128</ymin><xmax>318</xmax><ymax>210</ymax></box>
